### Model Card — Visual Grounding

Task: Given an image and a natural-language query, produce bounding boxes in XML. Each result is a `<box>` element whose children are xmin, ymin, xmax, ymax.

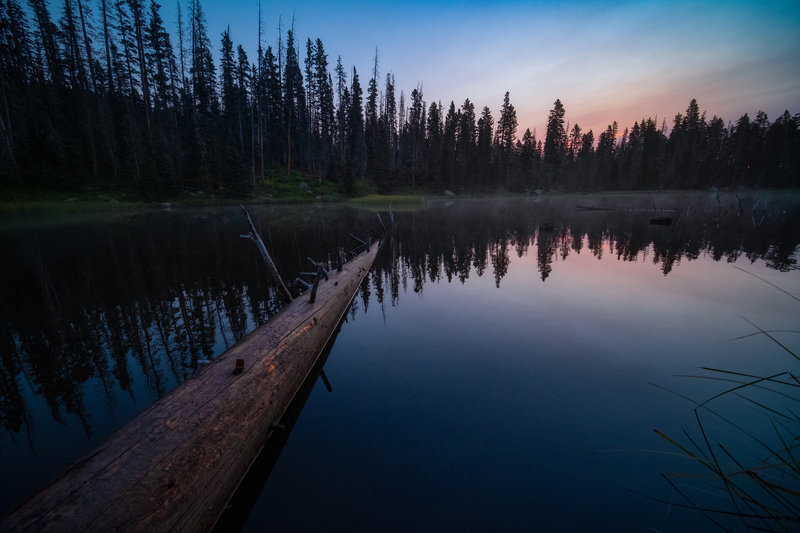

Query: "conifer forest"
<box><xmin>1</xmin><ymin>0</ymin><xmax>798</xmax><ymax>198</ymax></box>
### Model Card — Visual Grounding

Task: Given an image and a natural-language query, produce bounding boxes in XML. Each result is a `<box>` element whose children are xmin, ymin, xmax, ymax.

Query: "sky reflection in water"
<box><xmin>241</xmin><ymin>197</ymin><xmax>799</xmax><ymax>532</ymax></box>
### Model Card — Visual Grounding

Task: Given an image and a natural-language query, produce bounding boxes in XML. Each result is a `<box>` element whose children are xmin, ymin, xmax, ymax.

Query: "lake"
<box><xmin>1</xmin><ymin>192</ymin><xmax>798</xmax><ymax>531</ymax></box>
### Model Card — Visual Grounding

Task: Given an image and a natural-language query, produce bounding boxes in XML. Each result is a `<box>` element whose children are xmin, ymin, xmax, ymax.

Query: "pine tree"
<box><xmin>456</xmin><ymin>98</ymin><xmax>476</xmax><ymax>187</ymax></box>
<box><xmin>396</xmin><ymin>89</ymin><xmax>406</xmax><ymax>168</ymax></box>
<box><xmin>234</xmin><ymin>45</ymin><xmax>248</xmax><ymax>144</ymax></box>
<box><xmin>0</xmin><ymin>0</ymin><xmax>31</xmax><ymax>181</ymax></box>
<box><xmin>476</xmin><ymin>106</ymin><xmax>493</xmax><ymax>189</ymax></box>
<box><xmin>520</xmin><ymin>128</ymin><xmax>535</xmax><ymax>189</ymax></box>
<box><xmin>175</xmin><ymin>0</ymin><xmax>188</xmax><ymax>92</ymax></box>
<box><xmin>640</xmin><ymin>118</ymin><xmax>665</xmax><ymax>189</ymax></box>
<box><xmin>304</xmin><ymin>38</ymin><xmax>317</xmax><ymax>137</ymax></box>
<box><xmin>365</xmin><ymin>51</ymin><xmax>379</xmax><ymax>181</ymax></box>
<box><xmin>764</xmin><ymin>110</ymin><xmax>799</xmax><ymax>187</ymax></box>
<box><xmin>75</xmin><ymin>0</ymin><xmax>97</xmax><ymax>92</ymax></box>
<box><xmin>544</xmin><ymin>98</ymin><xmax>566</xmax><ymax>186</ymax></box>
<box><xmin>282</xmin><ymin>27</ymin><xmax>306</xmax><ymax>173</ymax></box>
<box><xmin>260</xmin><ymin>45</ymin><xmax>281</xmax><ymax>165</ymax></box>
<box><xmin>568</xmin><ymin>123</ymin><xmax>582</xmax><ymax>160</ymax></box>
<box><xmin>145</xmin><ymin>0</ymin><xmax>178</xmax><ymax>110</ymax></box>
<box><xmin>100</xmin><ymin>0</ymin><xmax>114</xmax><ymax>93</ymax></box>
<box><xmin>142</xmin><ymin>0</ymin><xmax>181</xmax><ymax>189</ymax></box>
<box><xmin>315</xmin><ymin>40</ymin><xmax>334</xmax><ymax>146</ymax></box>
<box><xmin>383</xmin><ymin>73</ymin><xmax>397</xmax><ymax>168</ymax></box>
<box><xmin>59</xmin><ymin>0</ymin><xmax>83</xmax><ymax>88</ymax></box>
<box><xmin>577</xmin><ymin>129</ymin><xmax>594</xmax><ymax>189</ymax></box>
<box><xmin>126</xmin><ymin>0</ymin><xmax>154</xmax><ymax>145</ymax></box>
<box><xmin>334</xmin><ymin>55</ymin><xmax>347</xmax><ymax>160</ymax></box>
<box><xmin>189</xmin><ymin>0</ymin><xmax>216</xmax><ymax>114</ymax></box>
<box><xmin>348</xmin><ymin>67</ymin><xmax>364</xmax><ymax>183</ymax></box>
<box><xmin>58</xmin><ymin>0</ymin><xmax>102</xmax><ymax>176</ymax></box>
<box><xmin>216</xmin><ymin>28</ymin><xmax>247</xmax><ymax>193</ymax></box>
<box><xmin>496</xmin><ymin>91</ymin><xmax>518</xmax><ymax>189</ymax></box>
<box><xmin>700</xmin><ymin>115</ymin><xmax>726</xmax><ymax>188</ymax></box>
<box><xmin>407</xmin><ymin>86</ymin><xmax>424</xmax><ymax>188</ymax></box>
<box><xmin>219</xmin><ymin>27</ymin><xmax>235</xmax><ymax>117</ymax></box>
<box><xmin>29</xmin><ymin>0</ymin><xmax>63</xmax><ymax>86</ymax></box>
<box><xmin>425</xmin><ymin>101</ymin><xmax>442</xmax><ymax>187</ymax></box>
<box><xmin>442</xmin><ymin>101</ymin><xmax>457</xmax><ymax>189</ymax></box>
<box><xmin>596</xmin><ymin>122</ymin><xmax>617</xmax><ymax>189</ymax></box>
<box><xmin>369</xmin><ymin>69</ymin><xmax>393</xmax><ymax>192</ymax></box>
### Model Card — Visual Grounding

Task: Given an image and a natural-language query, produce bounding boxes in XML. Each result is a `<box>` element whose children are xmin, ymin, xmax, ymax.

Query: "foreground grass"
<box><xmin>651</xmin><ymin>271</ymin><xmax>800</xmax><ymax>531</ymax></box>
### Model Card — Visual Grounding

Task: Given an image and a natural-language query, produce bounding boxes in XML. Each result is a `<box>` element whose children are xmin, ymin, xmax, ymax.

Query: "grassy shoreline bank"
<box><xmin>2</xmin><ymin>177</ymin><xmax>796</xmax><ymax>218</ymax></box>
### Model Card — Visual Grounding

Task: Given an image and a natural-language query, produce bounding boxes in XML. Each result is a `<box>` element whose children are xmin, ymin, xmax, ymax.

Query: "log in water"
<box><xmin>0</xmin><ymin>241</ymin><xmax>380</xmax><ymax>533</ymax></box>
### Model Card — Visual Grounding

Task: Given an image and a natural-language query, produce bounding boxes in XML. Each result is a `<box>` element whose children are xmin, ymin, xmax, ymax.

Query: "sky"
<box><xmin>160</xmin><ymin>0</ymin><xmax>800</xmax><ymax>140</ymax></box>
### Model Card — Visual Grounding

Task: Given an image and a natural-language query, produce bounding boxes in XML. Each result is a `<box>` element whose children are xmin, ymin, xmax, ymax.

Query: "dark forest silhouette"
<box><xmin>0</xmin><ymin>1</ymin><xmax>798</xmax><ymax>196</ymax></box>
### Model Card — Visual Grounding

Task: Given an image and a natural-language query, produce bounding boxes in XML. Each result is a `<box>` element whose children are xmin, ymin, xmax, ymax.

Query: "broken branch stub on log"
<box><xmin>306</xmin><ymin>257</ymin><xmax>329</xmax><ymax>280</ymax></box>
<box><xmin>309</xmin><ymin>265</ymin><xmax>323</xmax><ymax>304</ymax></box>
<box><xmin>240</xmin><ymin>205</ymin><xmax>292</xmax><ymax>303</ymax></box>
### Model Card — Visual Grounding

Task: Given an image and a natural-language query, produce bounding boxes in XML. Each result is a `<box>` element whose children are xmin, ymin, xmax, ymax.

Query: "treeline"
<box><xmin>1</xmin><ymin>1</ymin><xmax>798</xmax><ymax>196</ymax></box>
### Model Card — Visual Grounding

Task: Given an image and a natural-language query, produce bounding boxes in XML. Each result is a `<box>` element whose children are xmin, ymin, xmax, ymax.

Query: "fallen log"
<box><xmin>1</xmin><ymin>238</ymin><xmax>381</xmax><ymax>533</ymax></box>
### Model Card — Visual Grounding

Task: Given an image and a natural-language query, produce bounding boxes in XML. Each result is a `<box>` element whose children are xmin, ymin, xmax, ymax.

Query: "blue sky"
<box><xmin>160</xmin><ymin>0</ymin><xmax>800</xmax><ymax>139</ymax></box>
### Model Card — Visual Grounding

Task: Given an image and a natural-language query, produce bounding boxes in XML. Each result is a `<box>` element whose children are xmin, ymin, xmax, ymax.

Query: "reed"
<box><xmin>652</xmin><ymin>270</ymin><xmax>800</xmax><ymax>531</ymax></box>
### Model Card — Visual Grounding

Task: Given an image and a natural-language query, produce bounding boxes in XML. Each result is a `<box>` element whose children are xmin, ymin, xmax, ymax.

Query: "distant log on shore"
<box><xmin>576</xmin><ymin>204</ymin><xmax>677</xmax><ymax>212</ymax></box>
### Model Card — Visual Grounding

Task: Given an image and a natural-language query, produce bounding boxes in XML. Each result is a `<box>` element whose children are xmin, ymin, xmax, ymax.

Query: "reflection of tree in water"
<box><xmin>535</xmin><ymin>229</ymin><xmax>556</xmax><ymax>282</ymax></box>
<box><xmin>490</xmin><ymin>239</ymin><xmax>510</xmax><ymax>287</ymax></box>
<box><xmin>0</xmin><ymin>206</ymin><xmax>376</xmax><ymax>445</ymax></box>
<box><xmin>0</xmin><ymin>194</ymin><xmax>798</xmax><ymax>452</ymax></box>
<box><xmin>370</xmin><ymin>194</ymin><xmax>800</xmax><ymax>305</ymax></box>
<box><xmin>0</xmin><ymin>330</ymin><xmax>33</xmax><ymax>448</ymax></box>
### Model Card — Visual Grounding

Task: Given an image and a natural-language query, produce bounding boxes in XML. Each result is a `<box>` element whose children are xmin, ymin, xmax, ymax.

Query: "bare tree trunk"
<box><xmin>101</xmin><ymin>0</ymin><xmax>113</xmax><ymax>93</ymax></box>
<box><xmin>240</xmin><ymin>206</ymin><xmax>292</xmax><ymax>303</ymax></box>
<box><xmin>251</xmin><ymin>99</ymin><xmax>256</xmax><ymax>188</ymax></box>
<box><xmin>131</xmin><ymin>2</ymin><xmax>155</xmax><ymax>152</ymax></box>
<box><xmin>286</xmin><ymin>110</ymin><xmax>292</xmax><ymax>176</ymax></box>
<box><xmin>0</xmin><ymin>82</ymin><xmax>21</xmax><ymax>184</ymax></box>
<box><xmin>77</xmin><ymin>0</ymin><xmax>97</xmax><ymax>93</ymax></box>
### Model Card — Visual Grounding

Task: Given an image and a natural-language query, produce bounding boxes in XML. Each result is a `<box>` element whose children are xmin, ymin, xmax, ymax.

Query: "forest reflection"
<box><xmin>0</xmin><ymin>193</ymin><xmax>798</xmax><ymax>454</ymax></box>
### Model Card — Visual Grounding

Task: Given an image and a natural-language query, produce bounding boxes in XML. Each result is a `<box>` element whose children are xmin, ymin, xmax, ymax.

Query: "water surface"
<box><xmin>1</xmin><ymin>192</ymin><xmax>798</xmax><ymax>531</ymax></box>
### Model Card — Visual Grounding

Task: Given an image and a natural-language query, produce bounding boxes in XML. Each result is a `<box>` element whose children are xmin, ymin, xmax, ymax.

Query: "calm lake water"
<box><xmin>1</xmin><ymin>192</ymin><xmax>799</xmax><ymax>531</ymax></box>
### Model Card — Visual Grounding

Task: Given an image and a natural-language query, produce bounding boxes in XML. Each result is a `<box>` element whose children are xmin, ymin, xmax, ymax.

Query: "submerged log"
<box><xmin>1</xmin><ymin>241</ymin><xmax>381</xmax><ymax>533</ymax></box>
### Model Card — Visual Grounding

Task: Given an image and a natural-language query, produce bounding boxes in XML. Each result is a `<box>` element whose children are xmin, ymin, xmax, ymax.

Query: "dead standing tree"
<box><xmin>240</xmin><ymin>205</ymin><xmax>292</xmax><ymax>303</ymax></box>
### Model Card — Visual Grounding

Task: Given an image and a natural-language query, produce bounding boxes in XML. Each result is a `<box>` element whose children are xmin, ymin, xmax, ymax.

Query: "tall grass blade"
<box><xmin>698</xmin><ymin>372</ymin><xmax>788</xmax><ymax>408</ymax></box>
<box><xmin>740</xmin><ymin>318</ymin><xmax>800</xmax><ymax>363</ymax></box>
<box><xmin>733</xmin><ymin>266</ymin><xmax>800</xmax><ymax>304</ymax></box>
<box><xmin>735</xmin><ymin>330</ymin><xmax>800</xmax><ymax>341</ymax></box>
<box><xmin>652</xmin><ymin>277</ymin><xmax>799</xmax><ymax>530</ymax></box>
